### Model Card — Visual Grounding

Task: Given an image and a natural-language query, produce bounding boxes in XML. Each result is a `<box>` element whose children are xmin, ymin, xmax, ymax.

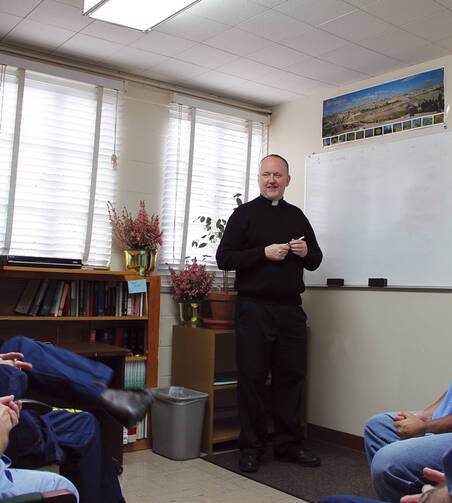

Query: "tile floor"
<box><xmin>120</xmin><ymin>449</ymin><xmax>303</xmax><ymax>503</ymax></box>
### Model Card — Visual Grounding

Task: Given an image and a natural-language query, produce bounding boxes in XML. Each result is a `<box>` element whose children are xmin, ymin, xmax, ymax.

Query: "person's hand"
<box><xmin>265</xmin><ymin>243</ymin><xmax>290</xmax><ymax>261</ymax></box>
<box><xmin>289</xmin><ymin>238</ymin><xmax>308</xmax><ymax>258</ymax></box>
<box><xmin>394</xmin><ymin>411</ymin><xmax>426</xmax><ymax>439</ymax></box>
<box><xmin>0</xmin><ymin>396</ymin><xmax>21</xmax><ymax>431</ymax></box>
<box><xmin>400</xmin><ymin>468</ymin><xmax>446</xmax><ymax>503</ymax></box>
<box><xmin>0</xmin><ymin>352</ymin><xmax>32</xmax><ymax>370</ymax></box>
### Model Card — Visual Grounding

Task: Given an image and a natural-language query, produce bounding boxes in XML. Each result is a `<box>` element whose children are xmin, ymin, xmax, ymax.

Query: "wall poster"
<box><xmin>322</xmin><ymin>68</ymin><xmax>445</xmax><ymax>147</ymax></box>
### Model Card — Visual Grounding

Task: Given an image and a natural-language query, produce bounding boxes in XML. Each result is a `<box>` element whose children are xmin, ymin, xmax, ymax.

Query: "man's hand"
<box><xmin>289</xmin><ymin>238</ymin><xmax>308</xmax><ymax>258</ymax></box>
<box><xmin>400</xmin><ymin>468</ymin><xmax>447</xmax><ymax>503</ymax></box>
<box><xmin>394</xmin><ymin>411</ymin><xmax>426</xmax><ymax>439</ymax></box>
<box><xmin>0</xmin><ymin>352</ymin><xmax>32</xmax><ymax>370</ymax></box>
<box><xmin>0</xmin><ymin>396</ymin><xmax>21</xmax><ymax>431</ymax></box>
<box><xmin>265</xmin><ymin>244</ymin><xmax>290</xmax><ymax>261</ymax></box>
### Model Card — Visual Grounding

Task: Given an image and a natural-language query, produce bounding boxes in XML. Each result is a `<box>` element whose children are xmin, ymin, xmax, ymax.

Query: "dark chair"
<box><xmin>0</xmin><ymin>489</ymin><xmax>77</xmax><ymax>502</ymax></box>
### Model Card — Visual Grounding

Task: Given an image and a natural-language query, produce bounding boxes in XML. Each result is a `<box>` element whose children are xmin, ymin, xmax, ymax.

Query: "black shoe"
<box><xmin>275</xmin><ymin>448</ymin><xmax>321</xmax><ymax>467</ymax></box>
<box><xmin>239</xmin><ymin>453</ymin><xmax>260</xmax><ymax>473</ymax></box>
<box><xmin>101</xmin><ymin>388</ymin><xmax>155</xmax><ymax>429</ymax></box>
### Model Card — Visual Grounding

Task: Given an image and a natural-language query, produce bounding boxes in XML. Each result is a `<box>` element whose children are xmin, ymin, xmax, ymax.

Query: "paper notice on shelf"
<box><xmin>127</xmin><ymin>279</ymin><xmax>147</xmax><ymax>294</ymax></box>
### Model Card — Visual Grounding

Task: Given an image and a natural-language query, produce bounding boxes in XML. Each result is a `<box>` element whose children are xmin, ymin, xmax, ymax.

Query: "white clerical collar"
<box><xmin>272</xmin><ymin>200</ymin><xmax>279</xmax><ymax>206</ymax></box>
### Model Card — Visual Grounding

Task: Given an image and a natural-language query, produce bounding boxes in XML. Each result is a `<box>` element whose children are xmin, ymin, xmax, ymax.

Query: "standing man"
<box><xmin>216</xmin><ymin>154</ymin><xmax>323</xmax><ymax>473</ymax></box>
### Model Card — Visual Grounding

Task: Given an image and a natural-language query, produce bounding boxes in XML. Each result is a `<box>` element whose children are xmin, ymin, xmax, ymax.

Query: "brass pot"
<box><xmin>178</xmin><ymin>301</ymin><xmax>201</xmax><ymax>327</ymax></box>
<box><xmin>124</xmin><ymin>249</ymin><xmax>157</xmax><ymax>276</ymax></box>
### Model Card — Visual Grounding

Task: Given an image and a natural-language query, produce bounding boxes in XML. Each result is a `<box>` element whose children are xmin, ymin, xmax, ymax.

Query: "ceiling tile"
<box><xmin>55</xmin><ymin>0</ymin><xmax>81</xmax><ymax>6</ymax></box>
<box><xmin>393</xmin><ymin>43</ymin><xmax>451</xmax><ymax>66</ymax></box>
<box><xmin>438</xmin><ymin>34</ymin><xmax>452</xmax><ymax>51</ymax></box>
<box><xmin>238</xmin><ymin>9</ymin><xmax>312</xmax><ymax>42</ymax></box>
<box><xmin>274</xmin><ymin>0</ymin><xmax>356</xmax><ymax>26</ymax></box>
<box><xmin>401</xmin><ymin>11</ymin><xmax>452</xmax><ymax>42</ymax></box>
<box><xmin>259</xmin><ymin>68</ymin><xmax>331</xmax><ymax>94</ymax></box>
<box><xmin>360</xmin><ymin>0</ymin><xmax>447</xmax><ymax>26</ymax></box>
<box><xmin>204</xmin><ymin>27</ymin><xmax>271</xmax><ymax>56</ymax></box>
<box><xmin>188</xmin><ymin>0</ymin><xmax>268</xmax><ymax>25</ymax></box>
<box><xmin>145</xmin><ymin>58</ymin><xmax>208</xmax><ymax>80</ymax></box>
<box><xmin>131</xmin><ymin>31</ymin><xmax>196</xmax><ymax>57</ymax></box>
<box><xmin>3</xmin><ymin>18</ymin><xmax>74</xmax><ymax>52</ymax></box>
<box><xmin>0</xmin><ymin>13</ymin><xmax>21</xmax><ymax>38</ymax></box>
<box><xmin>100</xmin><ymin>47</ymin><xmax>168</xmax><ymax>73</ymax></box>
<box><xmin>80</xmin><ymin>20</ymin><xmax>144</xmax><ymax>45</ymax></box>
<box><xmin>321</xmin><ymin>43</ymin><xmax>400</xmax><ymax>75</ymax></box>
<box><xmin>175</xmin><ymin>44</ymin><xmax>238</xmax><ymax>69</ymax></box>
<box><xmin>320</xmin><ymin>10</ymin><xmax>393</xmax><ymax>42</ymax></box>
<box><xmin>54</xmin><ymin>34</ymin><xmax>127</xmax><ymax>64</ymax></box>
<box><xmin>358</xmin><ymin>27</ymin><xmax>429</xmax><ymax>58</ymax></box>
<box><xmin>280</xmin><ymin>27</ymin><xmax>348</xmax><ymax>56</ymax></box>
<box><xmin>435</xmin><ymin>0</ymin><xmax>452</xmax><ymax>8</ymax></box>
<box><xmin>250</xmin><ymin>0</ymin><xmax>289</xmax><ymax>7</ymax></box>
<box><xmin>215</xmin><ymin>57</ymin><xmax>274</xmax><ymax>79</ymax></box>
<box><xmin>248</xmin><ymin>43</ymin><xmax>309</xmax><ymax>68</ymax></box>
<box><xmin>27</xmin><ymin>0</ymin><xmax>93</xmax><ymax>32</ymax></box>
<box><xmin>287</xmin><ymin>56</ymin><xmax>367</xmax><ymax>84</ymax></box>
<box><xmin>0</xmin><ymin>0</ymin><xmax>41</xmax><ymax>17</ymax></box>
<box><xmin>154</xmin><ymin>12</ymin><xmax>230</xmax><ymax>42</ymax></box>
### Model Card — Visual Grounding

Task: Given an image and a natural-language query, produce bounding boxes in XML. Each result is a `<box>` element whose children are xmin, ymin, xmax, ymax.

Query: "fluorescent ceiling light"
<box><xmin>83</xmin><ymin>0</ymin><xmax>201</xmax><ymax>32</ymax></box>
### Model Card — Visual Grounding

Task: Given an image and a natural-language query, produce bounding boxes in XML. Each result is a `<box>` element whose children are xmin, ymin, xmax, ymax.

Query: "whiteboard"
<box><xmin>304</xmin><ymin>129</ymin><xmax>452</xmax><ymax>288</ymax></box>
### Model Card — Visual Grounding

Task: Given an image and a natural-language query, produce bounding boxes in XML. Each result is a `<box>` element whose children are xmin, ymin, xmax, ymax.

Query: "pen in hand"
<box><xmin>288</xmin><ymin>236</ymin><xmax>305</xmax><ymax>247</ymax></box>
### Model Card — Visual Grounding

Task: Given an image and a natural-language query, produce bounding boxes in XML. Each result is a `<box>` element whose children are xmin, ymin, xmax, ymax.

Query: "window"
<box><xmin>160</xmin><ymin>96</ymin><xmax>269</xmax><ymax>284</ymax></box>
<box><xmin>0</xmin><ymin>62</ymin><xmax>122</xmax><ymax>268</ymax></box>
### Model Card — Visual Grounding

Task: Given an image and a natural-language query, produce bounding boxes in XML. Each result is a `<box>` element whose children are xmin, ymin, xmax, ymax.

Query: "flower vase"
<box><xmin>178</xmin><ymin>301</ymin><xmax>201</xmax><ymax>327</ymax></box>
<box><xmin>124</xmin><ymin>249</ymin><xmax>157</xmax><ymax>276</ymax></box>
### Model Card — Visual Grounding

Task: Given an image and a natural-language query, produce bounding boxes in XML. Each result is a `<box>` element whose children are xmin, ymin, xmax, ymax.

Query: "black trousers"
<box><xmin>235</xmin><ymin>297</ymin><xmax>307</xmax><ymax>456</ymax></box>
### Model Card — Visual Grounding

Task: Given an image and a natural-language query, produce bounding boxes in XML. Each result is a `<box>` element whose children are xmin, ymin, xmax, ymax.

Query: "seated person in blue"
<box><xmin>0</xmin><ymin>336</ymin><xmax>155</xmax><ymax>503</ymax></box>
<box><xmin>364</xmin><ymin>384</ymin><xmax>452</xmax><ymax>502</ymax></box>
<box><xmin>318</xmin><ymin>443</ymin><xmax>452</xmax><ymax>503</ymax></box>
<box><xmin>0</xmin><ymin>393</ymin><xmax>79</xmax><ymax>500</ymax></box>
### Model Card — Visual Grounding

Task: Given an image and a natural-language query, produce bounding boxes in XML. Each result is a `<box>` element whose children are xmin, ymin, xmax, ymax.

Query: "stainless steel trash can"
<box><xmin>151</xmin><ymin>386</ymin><xmax>208</xmax><ymax>460</ymax></box>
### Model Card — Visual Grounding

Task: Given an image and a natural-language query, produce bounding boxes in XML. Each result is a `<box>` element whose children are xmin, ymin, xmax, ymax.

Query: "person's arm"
<box><xmin>0</xmin><ymin>396</ymin><xmax>21</xmax><ymax>455</ymax></box>
<box><xmin>288</xmin><ymin>216</ymin><xmax>322</xmax><ymax>271</ymax></box>
<box><xmin>216</xmin><ymin>209</ymin><xmax>267</xmax><ymax>272</ymax></box>
<box><xmin>400</xmin><ymin>468</ymin><xmax>448</xmax><ymax>503</ymax></box>
<box><xmin>395</xmin><ymin>411</ymin><xmax>452</xmax><ymax>439</ymax></box>
<box><xmin>0</xmin><ymin>352</ymin><xmax>32</xmax><ymax>370</ymax></box>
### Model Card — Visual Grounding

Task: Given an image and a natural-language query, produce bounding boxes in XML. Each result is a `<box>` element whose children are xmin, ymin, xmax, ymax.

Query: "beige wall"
<box><xmin>270</xmin><ymin>56</ymin><xmax>452</xmax><ymax>436</ymax></box>
<box><xmin>110</xmin><ymin>81</ymin><xmax>178</xmax><ymax>388</ymax></box>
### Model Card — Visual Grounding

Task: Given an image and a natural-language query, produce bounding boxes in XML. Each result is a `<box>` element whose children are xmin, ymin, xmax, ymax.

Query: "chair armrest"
<box><xmin>20</xmin><ymin>398</ymin><xmax>53</xmax><ymax>415</ymax></box>
<box><xmin>0</xmin><ymin>490</ymin><xmax>77</xmax><ymax>502</ymax></box>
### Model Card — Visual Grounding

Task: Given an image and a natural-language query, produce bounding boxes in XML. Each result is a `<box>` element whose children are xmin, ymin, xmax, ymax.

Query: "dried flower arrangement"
<box><xmin>107</xmin><ymin>200</ymin><xmax>163</xmax><ymax>251</ymax></box>
<box><xmin>169</xmin><ymin>259</ymin><xmax>215</xmax><ymax>302</ymax></box>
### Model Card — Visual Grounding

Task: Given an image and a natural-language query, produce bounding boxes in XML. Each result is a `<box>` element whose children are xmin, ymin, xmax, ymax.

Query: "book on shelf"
<box><xmin>214</xmin><ymin>373</ymin><xmax>238</xmax><ymax>385</ymax></box>
<box><xmin>15</xmin><ymin>279</ymin><xmax>41</xmax><ymax>314</ymax></box>
<box><xmin>57</xmin><ymin>283</ymin><xmax>70</xmax><ymax>317</ymax></box>
<box><xmin>38</xmin><ymin>279</ymin><xmax>58</xmax><ymax>316</ymax></box>
<box><xmin>29</xmin><ymin>278</ymin><xmax>49</xmax><ymax>316</ymax></box>
<box><xmin>49</xmin><ymin>281</ymin><xmax>65</xmax><ymax>317</ymax></box>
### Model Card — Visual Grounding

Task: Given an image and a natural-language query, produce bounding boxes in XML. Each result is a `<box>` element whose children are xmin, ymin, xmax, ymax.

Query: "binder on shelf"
<box><xmin>15</xmin><ymin>280</ymin><xmax>41</xmax><ymax>314</ymax></box>
<box><xmin>38</xmin><ymin>280</ymin><xmax>58</xmax><ymax>316</ymax></box>
<box><xmin>29</xmin><ymin>278</ymin><xmax>49</xmax><ymax>316</ymax></box>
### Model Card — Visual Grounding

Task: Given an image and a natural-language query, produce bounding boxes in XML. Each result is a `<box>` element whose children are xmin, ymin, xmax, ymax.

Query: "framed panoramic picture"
<box><xmin>322</xmin><ymin>67</ymin><xmax>444</xmax><ymax>147</ymax></box>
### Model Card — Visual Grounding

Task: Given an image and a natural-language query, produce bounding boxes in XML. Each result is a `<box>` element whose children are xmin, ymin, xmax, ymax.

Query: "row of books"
<box><xmin>94</xmin><ymin>327</ymin><xmax>145</xmax><ymax>356</ymax></box>
<box><xmin>123</xmin><ymin>413</ymin><xmax>149</xmax><ymax>444</ymax></box>
<box><xmin>15</xmin><ymin>279</ymin><xmax>147</xmax><ymax>317</ymax></box>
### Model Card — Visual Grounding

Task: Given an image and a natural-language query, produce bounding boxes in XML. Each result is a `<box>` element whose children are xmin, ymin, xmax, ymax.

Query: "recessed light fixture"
<box><xmin>83</xmin><ymin>0</ymin><xmax>202</xmax><ymax>32</ymax></box>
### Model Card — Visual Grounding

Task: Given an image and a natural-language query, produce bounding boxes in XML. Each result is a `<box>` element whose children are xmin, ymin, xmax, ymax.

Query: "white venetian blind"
<box><xmin>0</xmin><ymin>65</ymin><xmax>121</xmax><ymax>268</ymax></box>
<box><xmin>160</xmin><ymin>100</ymin><xmax>268</xmax><ymax>285</ymax></box>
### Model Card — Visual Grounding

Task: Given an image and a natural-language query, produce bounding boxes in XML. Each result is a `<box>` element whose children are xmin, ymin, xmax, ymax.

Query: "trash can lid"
<box><xmin>154</xmin><ymin>386</ymin><xmax>208</xmax><ymax>403</ymax></box>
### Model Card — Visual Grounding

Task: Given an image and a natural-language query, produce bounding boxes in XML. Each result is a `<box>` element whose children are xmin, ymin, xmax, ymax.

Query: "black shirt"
<box><xmin>216</xmin><ymin>195</ymin><xmax>322</xmax><ymax>305</ymax></box>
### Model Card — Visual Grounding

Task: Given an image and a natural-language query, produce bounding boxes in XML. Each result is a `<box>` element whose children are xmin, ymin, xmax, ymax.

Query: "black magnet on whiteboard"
<box><xmin>327</xmin><ymin>278</ymin><xmax>344</xmax><ymax>286</ymax></box>
<box><xmin>368</xmin><ymin>278</ymin><xmax>387</xmax><ymax>287</ymax></box>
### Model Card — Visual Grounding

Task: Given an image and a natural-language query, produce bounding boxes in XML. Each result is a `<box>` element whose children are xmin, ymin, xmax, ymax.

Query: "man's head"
<box><xmin>258</xmin><ymin>154</ymin><xmax>291</xmax><ymax>201</ymax></box>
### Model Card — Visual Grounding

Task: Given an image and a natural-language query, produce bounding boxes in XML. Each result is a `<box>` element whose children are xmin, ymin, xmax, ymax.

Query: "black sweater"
<box><xmin>216</xmin><ymin>195</ymin><xmax>323</xmax><ymax>305</ymax></box>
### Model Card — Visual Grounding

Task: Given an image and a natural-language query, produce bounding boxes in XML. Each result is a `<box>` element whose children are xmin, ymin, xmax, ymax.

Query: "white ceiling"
<box><xmin>1</xmin><ymin>0</ymin><xmax>452</xmax><ymax>107</ymax></box>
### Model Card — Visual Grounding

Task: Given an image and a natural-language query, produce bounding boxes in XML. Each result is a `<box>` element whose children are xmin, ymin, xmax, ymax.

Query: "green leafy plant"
<box><xmin>191</xmin><ymin>193</ymin><xmax>243</xmax><ymax>291</ymax></box>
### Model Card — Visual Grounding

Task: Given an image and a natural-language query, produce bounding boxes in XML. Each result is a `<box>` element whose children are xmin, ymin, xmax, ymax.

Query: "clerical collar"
<box><xmin>259</xmin><ymin>195</ymin><xmax>284</xmax><ymax>206</ymax></box>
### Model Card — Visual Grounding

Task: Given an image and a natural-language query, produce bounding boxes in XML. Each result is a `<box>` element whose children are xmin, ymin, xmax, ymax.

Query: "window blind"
<box><xmin>160</xmin><ymin>101</ymin><xmax>268</xmax><ymax>285</ymax></box>
<box><xmin>0</xmin><ymin>65</ymin><xmax>120</xmax><ymax>268</ymax></box>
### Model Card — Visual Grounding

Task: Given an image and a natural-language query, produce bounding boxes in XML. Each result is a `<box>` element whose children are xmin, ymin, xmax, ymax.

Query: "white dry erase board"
<box><xmin>304</xmin><ymin>129</ymin><xmax>452</xmax><ymax>288</ymax></box>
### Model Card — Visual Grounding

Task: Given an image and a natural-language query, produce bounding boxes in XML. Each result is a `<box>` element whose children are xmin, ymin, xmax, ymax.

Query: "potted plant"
<box><xmin>191</xmin><ymin>193</ymin><xmax>242</xmax><ymax>323</ymax></box>
<box><xmin>169</xmin><ymin>259</ymin><xmax>215</xmax><ymax>326</ymax></box>
<box><xmin>107</xmin><ymin>200</ymin><xmax>163</xmax><ymax>276</ymax></box>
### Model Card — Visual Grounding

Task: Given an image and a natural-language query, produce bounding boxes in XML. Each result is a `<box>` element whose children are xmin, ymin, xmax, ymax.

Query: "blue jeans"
<box><xmin>319</xmin><ymin>497</ymin><xmax>379</xmax><ymax>503</ymax></box>
<box><xmin>0</xmin><ymin>455</ymin><xmax>79</xmax><ymax>501</ymax></box>
<box><xmin>364</xmin><ymin>412</ymin><xmax>452</xmax><ymax>502</ymax></box>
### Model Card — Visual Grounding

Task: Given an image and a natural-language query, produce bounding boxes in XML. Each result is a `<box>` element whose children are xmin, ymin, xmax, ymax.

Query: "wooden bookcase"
<box><xmin>0</xmin><ymin>266</ymin><xmax>160</xmax><ymax>460</ymax></box>
<box><xmin>172</xmin><ymin>325</ymin><xmax>238</xmax><ymax>454</ymax></box>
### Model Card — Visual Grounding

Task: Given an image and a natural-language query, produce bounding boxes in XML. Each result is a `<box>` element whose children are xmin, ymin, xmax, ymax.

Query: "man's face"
<box><xmin>258</xmin><ymin>156</ymin><xmax>290</xmax><ymax>201</ymax></box>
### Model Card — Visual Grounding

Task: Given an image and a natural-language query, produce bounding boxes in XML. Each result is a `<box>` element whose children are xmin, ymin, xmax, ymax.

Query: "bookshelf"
<box><xmin>0</xmin><ymin>266</ymin><xmax>161</xmax><ymax>458</ymax></box>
